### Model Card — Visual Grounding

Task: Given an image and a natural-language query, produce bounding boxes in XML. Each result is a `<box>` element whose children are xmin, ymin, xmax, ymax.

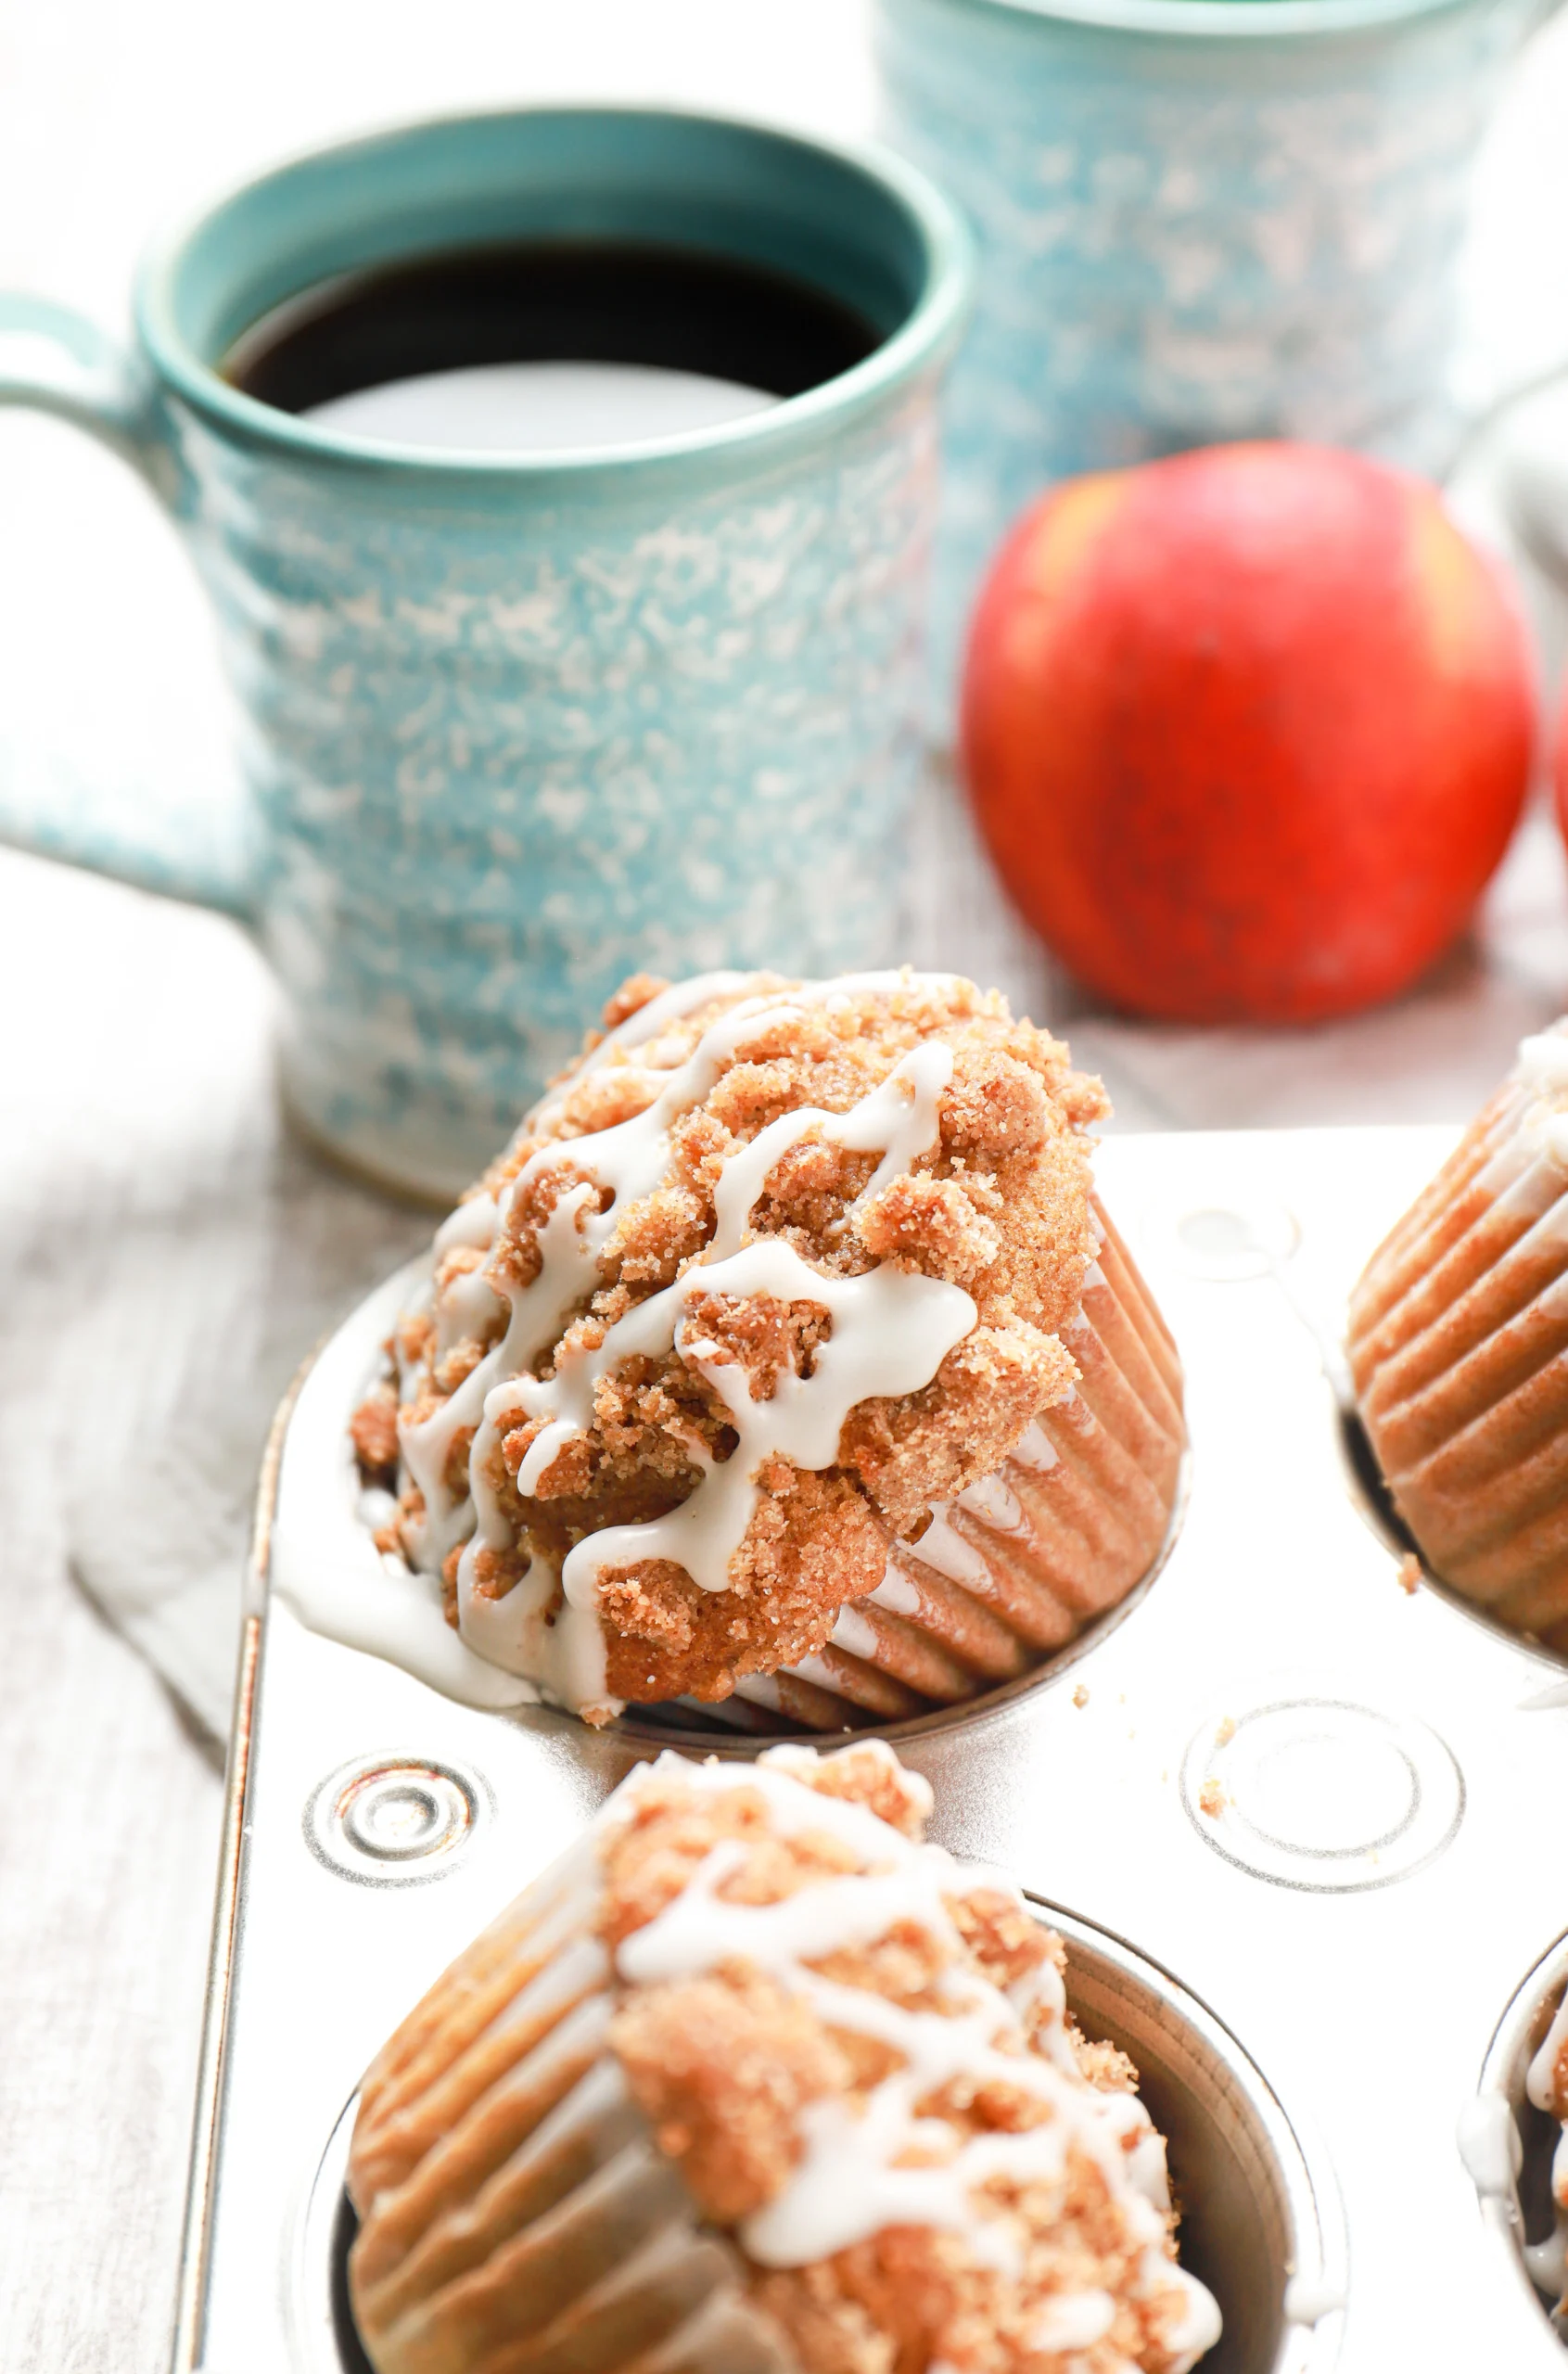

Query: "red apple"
<box><xmin>961</xmin><ymin>443</ymin><xmax>1536</xmax><ymax>1026</ymax></box>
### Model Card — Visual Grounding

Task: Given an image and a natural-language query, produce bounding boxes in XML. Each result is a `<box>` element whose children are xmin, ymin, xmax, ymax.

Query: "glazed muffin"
<box><xmin>352</xmin><ymin>969</ymin><xmax>1185</xmax><ymax>1726</ymax></box>
<box><xmin>1347</xmin><ymin>1020</ymin><xmax>1568</xmax><ymax>1650</ymax></box>
<box><xmin>346</xmin><ymin>1740</ymin><xmax>1222</xmax><ymax>2374</ymax></box>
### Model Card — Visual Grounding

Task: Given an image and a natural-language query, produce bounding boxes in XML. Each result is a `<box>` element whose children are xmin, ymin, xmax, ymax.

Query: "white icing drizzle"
<box><xmin>1281</xmin><ymin>2274</ymin><xmax>1346</xmax><ymax>2327</ymax></box>
<box><xmin>1517</xmin><ymin>1025</ymin><xmax>1568</xmax><ymax>1097</ymax></box>
<box><xmin>1029</xmin><ymin>2289</ymin><xmax>1115</xmax><ymax>2351</ymax></box>
<box><xmin>618</xmin><ymin>1739</ymin><xmax>933</xmax><ymax>1852</ymax></box>
<box><xmin>434</xmin><ymin>1193</ymin><xmax>501</xmax><ymax>1255</ymax></box>
<box><xmin>1159</xmin><ymin>2268</ymin><xmax>1224</xmax><ymax>2364</ymax></box>
<box><xmin>605</xmin><ymin>1748</ymin><xmax>1220</xmax><ymax>2368</ymax></box>
<box><xmin>394</xmin><ymin>974</ymin><xmax>977</xmax><ymax>1715</ymax></box>
<box><xmin>271</xmin><ymin>1288</ymin><xmax>538</xmax><ymax>1716</ymax></box>
<box><xmin>1456</xmin><ymin>2093</ymin><xmax>1522</xmax><ymax>2199</ymax></box>
<box><xmin>588</xmin><ymin>970</ymin><xmax>755</xmax><ymax>1062</ymax></box>
<box><xmin>435</xmin><ymin>1265</ymin><xmax>507</xmax><ymax>1360</ymax></box>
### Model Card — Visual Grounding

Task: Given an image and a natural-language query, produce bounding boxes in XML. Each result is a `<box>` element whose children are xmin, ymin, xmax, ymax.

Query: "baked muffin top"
<box><xmin>348</xmin><ymin>1740</ymin><xmax>1221</xmax><ymax>2374</ymax></box>
<box><xmin>598</xmin><ymin>1742</ymin><xmax>1220</xmax><ymax>2374</ymax></box>
<box><xmin>354</xmin><ymin>970</ymin><xmax>1107</xmax><ymax>1721</ymax></box>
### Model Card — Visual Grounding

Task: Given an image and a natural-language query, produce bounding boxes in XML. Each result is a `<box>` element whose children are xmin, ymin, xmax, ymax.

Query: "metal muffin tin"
<box><xmin>172</xmin><ymin>1125</ymin><xmax>1568</xmax><ymax>2374</ymax></box>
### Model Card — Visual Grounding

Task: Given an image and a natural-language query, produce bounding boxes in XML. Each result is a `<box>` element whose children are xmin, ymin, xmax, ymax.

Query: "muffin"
<box><xmin>352</xmin><ymin>969</ymin><xmax>1185</xmax><ymax>1726</ymax></box>
<box><xmin>1346</xmin><ymin>1020</ymin><xmax>1568</xmax><ymax>1650</ymax></box>
<box><xmin>346</xmin><ymin>1739</ymin><xmax>1222</xmax><ymax>2374</ymax></box>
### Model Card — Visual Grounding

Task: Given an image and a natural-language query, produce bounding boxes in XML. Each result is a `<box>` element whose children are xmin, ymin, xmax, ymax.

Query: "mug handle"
<box><xmin>0</xmin><ymin>294</ymin><xmax>257</xmax><ymax>915</ymax></box>
<box><xmin>0</xmin><ymin>293</ymin><xmax>162</xmax><ymax>471</ymax></box>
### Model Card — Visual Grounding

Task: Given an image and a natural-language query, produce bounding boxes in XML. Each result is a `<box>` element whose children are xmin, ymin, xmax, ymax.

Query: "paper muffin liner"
<box><xmin>1347</xmin><ymin>1041</ymin><xmax>1568</xmax><ymax>1650</ymax></box>
<box><xmin>347</xmin><ymin>1848</ymin><xmax>792</xmax><ymax>2374</ymax></box>
<box><xmin>715</xmin><ymin>1194</ymin><xmax>1187</xmax><ymax>1732</ymax></box>
<box><xmin>346</xmin><ymin>1749</ymin><xmax>1221</xmax><ymax>2374</ymax></box>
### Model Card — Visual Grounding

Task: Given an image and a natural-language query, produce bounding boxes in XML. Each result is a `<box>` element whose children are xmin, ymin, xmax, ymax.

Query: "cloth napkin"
<box><xmin>0</xmin><ymin>847</ymin><xmax>427</xmax><ymax>1740</ymax></box>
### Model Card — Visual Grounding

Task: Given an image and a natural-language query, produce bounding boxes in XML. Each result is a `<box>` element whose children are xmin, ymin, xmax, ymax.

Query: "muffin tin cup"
<box><xmin>175</xmin><ymin>1124</ymin><xmax>1568</xmax><ymax>2374</ymax></box>
<box><xmin>1465</xmin><ymin>1932</ymin><xmax>1568</xmax><ymax>2368</ymax></box>
<box><xmin>1337</xmin><ymin>1400</ymin><xmax>1568</xmax><ymax>1696</ymax></box>
<box><xmin>289</xmin><ymin>1902</ymin><xmax>1343</xmax><ymax>2374</ymax></box>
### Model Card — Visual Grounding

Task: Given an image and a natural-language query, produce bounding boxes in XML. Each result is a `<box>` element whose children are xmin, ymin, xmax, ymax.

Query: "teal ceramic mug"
<box><xmin>0</xmin><ymin>108</ymin><xmax>970</xmax><ymax>1198</ymax></box>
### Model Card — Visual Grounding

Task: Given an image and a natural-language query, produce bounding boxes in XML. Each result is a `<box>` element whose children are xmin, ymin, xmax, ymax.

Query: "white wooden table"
<box><xmin>5</xmin><ymin>5</ymin><xmax>1568</xmax><ymax>2368</ymax></box>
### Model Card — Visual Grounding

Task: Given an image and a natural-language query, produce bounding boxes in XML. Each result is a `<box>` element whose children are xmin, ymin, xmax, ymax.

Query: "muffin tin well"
<box><xmin>1340</xmin><ymin>1399</ymin><xmax>1568</xmax><ymax>1684</ymax></box>
<box><xmin>1465</xmin><ymin>1930</ymin><xmax>1568</xmax><ymax>2364</ymax></box>
<box><xmin>174</xmin><ymin>1125</ymin><xmax>1568</xmax><ymax>2374</ymax></box>
<box><xmin>287</xmin><ymin>1905</ymin><xmax>1344</xmax><ymax>2374</ymax></box>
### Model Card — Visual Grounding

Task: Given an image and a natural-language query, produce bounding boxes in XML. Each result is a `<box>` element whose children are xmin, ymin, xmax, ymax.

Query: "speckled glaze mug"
<box><xmin>0</xmin><ymin>109</ymin><xmax>970</xmax><ymax>1198</ymax></box>
<box><xmin>876</xmin><ymin>0</ymin><xmax>1557</xmax><ymax>700</ymax></box>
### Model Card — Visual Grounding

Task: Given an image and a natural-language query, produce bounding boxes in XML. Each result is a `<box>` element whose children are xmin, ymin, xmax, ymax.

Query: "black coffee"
<box><xmin>222</xmin><ymin>238</ymin><xmax>882</xmax><ymax>417</ymax></box>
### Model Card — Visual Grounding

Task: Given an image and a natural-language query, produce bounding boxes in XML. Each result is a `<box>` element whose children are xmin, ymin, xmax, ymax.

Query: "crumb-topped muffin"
<box><xmin>1347</xmin><ymin>1019</ymin><xmax>1568</xmax><ymax>1648</ymax></box>
<box><xmin>353</xmin><ymin>969</ymin><xmax>1185</xmax><ymax>1724</ymax></box>
<box><xmin>347</xmin><ymin>1741</ymin><xmax>1222</xmax><ymax>2374</ymax></box>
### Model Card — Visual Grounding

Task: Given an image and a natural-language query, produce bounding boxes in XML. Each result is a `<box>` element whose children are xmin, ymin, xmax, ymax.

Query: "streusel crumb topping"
<box><xmin>597</xmin><ymin>1744</ymin><xmax>1218</xmax><ymax>2374</ymax></box>
<box><xmin>354</xmin><ymin>972</ymin><xmax>1108</xmax><ymax>1717</ymax></box>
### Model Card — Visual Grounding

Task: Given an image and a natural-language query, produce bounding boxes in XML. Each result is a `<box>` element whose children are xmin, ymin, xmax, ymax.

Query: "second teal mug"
<box><xmin>877</xmin><ymin>0</ymin><xmax>1557</xmax><ymax>700</ymax></box>
<box><xmin>0</xmin><ymin>108</ymin><xmax>971</xmax><ymax>1198</ymax></box>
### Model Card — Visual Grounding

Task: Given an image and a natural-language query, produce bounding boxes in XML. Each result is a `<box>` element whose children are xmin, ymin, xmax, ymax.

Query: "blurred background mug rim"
<box><xmin>131</xmin><ymin>101</ymin><xmax>975</xmax><ymax>489</ymax></box>
<box><xmin>884</xmin><ymin>0</ymin><xmax>1532</xmax><ymax>44</ymax></box>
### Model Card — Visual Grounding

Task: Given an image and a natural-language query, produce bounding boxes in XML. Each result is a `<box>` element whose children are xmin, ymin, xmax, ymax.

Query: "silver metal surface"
<box><xmin>302</xmin><ymin>1756</ymin><xmax>488</xmax><ymax>1885</ymax></box>
<box><xmin>174</xmin><ymin>1126</ymin><xmax>1568</xmax><ymax>2374</ymax></box>
<box><xmin>1177</xmin><ymin>1695</ymin><xmax>1466</xmax><ymax>1895</ymax></box>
